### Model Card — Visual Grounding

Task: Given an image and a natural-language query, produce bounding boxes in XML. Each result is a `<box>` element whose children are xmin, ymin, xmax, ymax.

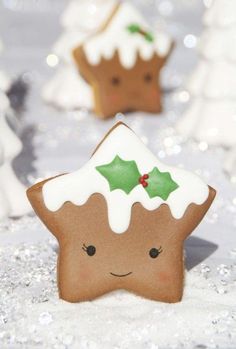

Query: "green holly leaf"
<box><xmin>127</xmin><ymin>24</ymin><xmax>154</xmax><ymax>43</ymax></box>
<box><xmin>96</xmin><ymin>155</ymin><xmax>141</xmax><ymax>194</ymax></box>
<box><xmin>145</xmin><ymin>167</ymin><xmax>179</xmax><ymax>200</ymax></box>
<box><xmin>127</xmin><ymin>24</ymin><xmax>140</xmax><ymax>34</ymax></box>
<box><xmin>145</xmin><ymin>32</ymin><xmax>154</xmax><ymax>42</ymax></box>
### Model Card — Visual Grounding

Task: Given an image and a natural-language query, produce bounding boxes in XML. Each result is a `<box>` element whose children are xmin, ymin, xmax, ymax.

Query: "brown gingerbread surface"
<box><xmin>73</xmin><ymin>50</ymin><xmax>169</xmax><ymax>119</ymax></box>
<box><xmin>27</xmin><ymin>185</ymin><xmax>215</xmax><ymax>303</ymax></box>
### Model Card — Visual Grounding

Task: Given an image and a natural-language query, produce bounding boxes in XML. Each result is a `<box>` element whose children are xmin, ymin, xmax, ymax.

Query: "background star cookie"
<box><xmin>73</xmin><ymin>2</ymin><xmax>173</xmax><ymax>119</ymax></box>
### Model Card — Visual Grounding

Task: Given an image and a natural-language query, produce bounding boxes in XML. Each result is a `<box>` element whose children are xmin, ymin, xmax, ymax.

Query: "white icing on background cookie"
<box><xmin>43</xmin><ymin>123</ymin><xmax>209</xmax><ymax>234</ymax></box>
<box><xmin>83</xmin><ymin>2</ymin><xmax>172</xmax><ymax>69</ymax></box>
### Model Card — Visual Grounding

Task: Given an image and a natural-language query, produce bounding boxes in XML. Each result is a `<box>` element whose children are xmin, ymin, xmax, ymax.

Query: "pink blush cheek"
<box><xmin>108</xmin><ymin>93</ymin><xmax>120</xmax><ymax>104</ymax></box>
<box><xmin>78</xmin><ymin>264</ymin><xmax>93</xmax><ymax>280</ymax></box>
<box><xmin>158</xmin><ymin>271</ymin><xmax>170</xmax><ymax>283</ymax></box>
<box><xmin>149</xmin><ymin>88</ymin><xmax>159</xmax><ymax>100</ymax></box>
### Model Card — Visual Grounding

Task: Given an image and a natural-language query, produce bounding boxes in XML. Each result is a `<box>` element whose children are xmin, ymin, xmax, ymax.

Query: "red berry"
<box><xmin>142</xmin><ymin>181</ymin><xmax>148</xmax><ymax>188</ymax></box>
<box><xmin>143</xmin><ymin>174</ymin><xmax>149</xmax><ymax>180</ymax></box>
<box><xmin>139</xmin><ymin>177</ymin><xmax>144</xmax><ymax>184</ymax></box>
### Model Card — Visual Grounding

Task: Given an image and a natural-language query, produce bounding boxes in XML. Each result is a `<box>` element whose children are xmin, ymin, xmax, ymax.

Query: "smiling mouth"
<box><xmin>110</xmin><ymin>272</ymin><xmax>132</xmax><ymax>278</ymax></box>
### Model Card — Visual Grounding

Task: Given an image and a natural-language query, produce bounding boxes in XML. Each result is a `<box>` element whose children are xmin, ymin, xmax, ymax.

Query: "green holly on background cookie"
<box><xmin>73</xmin><ymin>2</ymin><xmax>173</xmax><ymax>119</ymax></box>
<box><xmin>27</xmin><ymin>122</ymin><xmax>216</xmax><ymax>303</ymax></box>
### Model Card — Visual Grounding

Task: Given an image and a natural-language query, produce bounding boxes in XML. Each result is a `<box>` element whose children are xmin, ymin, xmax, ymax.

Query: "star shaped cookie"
<box><xmin>73</xmin><ymin>3</ymin><xmax>173</xmax><ymax>119</ymax></box>
<box><xmin>27</xmin><ymin>123</ymin><xmax>216</xmax><ymax>303</ymax></box>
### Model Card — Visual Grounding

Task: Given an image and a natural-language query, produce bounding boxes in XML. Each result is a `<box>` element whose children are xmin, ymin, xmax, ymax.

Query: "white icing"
<box><xmin>187</xmin><ymin>61</ymin><xmax>236</xmax><ymax>99</ymax></box>
<box><xmin>43</xmin><ymin>123</ymin><xmax>209</xmax><ymax>234</ymax></box>
<box><xmin>0</xmin><ymin>112</ymin><xmax>31</xmax><ymax>219</ymax></box>
<box><xmin>61</xmin><ymin>0</ymin><xmax>118</xmax><ymax>31</ymax></box>
<box><xmin>203</xmin><ymin>0</ymin><xmax>236</xmax><ymax>27</ymax></box>
<box><xmin>83</xmin><ymin>2</ymin><xmax>172</xmax><ymax>69</ymax></box>
<box><xmin>42</xmin><ymin>65</ymin><xmax>93</xmax><ymax>110</ymax></box>
<box><xmin>200</xmin><ymin>27</ymin><xmax>236</xmax><ymax>62</ymax></box>
<box><xmin>177</xmin><ymin>99</ymin><xmax>236</xmax><ymax>147</ymax></box>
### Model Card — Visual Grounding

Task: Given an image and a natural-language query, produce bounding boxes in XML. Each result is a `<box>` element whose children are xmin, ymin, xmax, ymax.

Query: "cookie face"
<box><xmin>59</xmin><ymin>196</ymin><xmax>203</xmax><ymax>302</ymax></box>
<box><xmin>27</xmin><ymin>122</ymin><xmax>216</xmax><ymax>303</ymax></box>
<box><xmin>75</xmin><ymin>51</ymin><xmax>165</xmax><ymax>117</ymax></box>
<box><xmin>73</xmin><ymin>3</ymin><xmax>173</xmax><ymax>119</ymax></box>
<box><xmin>27</xmin><ymin>190</ymin><xmax>215</xmax><ymax>303</ymax></box>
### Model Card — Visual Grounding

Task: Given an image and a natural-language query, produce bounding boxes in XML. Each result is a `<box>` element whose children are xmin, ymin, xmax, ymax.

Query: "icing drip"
<box><xmin>43</xmin><ymin>124</ymin><xmax>209</xmax><ymax>234</ymax></box>
<box><xmin>83</xmin><ymin>3</ymin><xmax>172</xmax><ymax>69</ymax></box>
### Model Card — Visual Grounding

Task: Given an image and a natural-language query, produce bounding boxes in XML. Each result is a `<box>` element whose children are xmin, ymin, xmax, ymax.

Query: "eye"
<box><xmin>144</xmin><ymin>73</ymin><xmax>153</xmax><ymax>83</ymax></box>
<box><xmin>82</xmin><ymin>244</ymin><xmax>96</xmax><ymax>256</ymax></box>
<box><xmin>111</xmin><ymin>76</ymin><xmax>120</xmax><ymax>86</ymax></box>
<box><xmin>149</xmin><ymin>247</ymin><xmax>162</xmax><ymax>259</ymax></box>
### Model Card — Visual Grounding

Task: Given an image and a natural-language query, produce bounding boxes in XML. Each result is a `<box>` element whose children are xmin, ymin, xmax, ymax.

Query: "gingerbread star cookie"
<box><xmin>73</xmin><ymin>2</ymin><xmax>173</xmax><ymax>119</ymax></box>
<box><xmin>27</xmin><ymin>122</ymin><xmax>216</xmax><ymax>303</ymax></box>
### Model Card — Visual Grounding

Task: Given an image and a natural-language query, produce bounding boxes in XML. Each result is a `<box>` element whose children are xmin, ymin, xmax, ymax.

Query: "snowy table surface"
<box><xmin>0</xmin><ymin>1</ymin><xmax>236</xmax><ymax>348</ymax></box>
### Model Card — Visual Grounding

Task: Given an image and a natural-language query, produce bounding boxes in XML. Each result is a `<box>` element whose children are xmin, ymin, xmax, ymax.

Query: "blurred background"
<box><xmin>0</xmin><ymin>0</ymin><xmax>208</xmax><ymax>183</ymax></box>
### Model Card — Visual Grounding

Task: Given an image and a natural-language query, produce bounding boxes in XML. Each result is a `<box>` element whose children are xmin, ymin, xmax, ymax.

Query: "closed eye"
<box><xmin>144</xmin><ymin>73</ymin><xmax>153</xmax><ymax>82</ymax></box>
<box><xmin>82</xmin><ymin>244</ymin><xmax>96</xmax><ymax>256</ymax></box>
<box><xmin>149</xmin><ymin>247</ymin><xmax>162</xmax><ymax>258</ymax></box>
<box><xmin>111</xmin><ymin>76</ymin><xmax>121</xmax><ymax>85</ymax></box>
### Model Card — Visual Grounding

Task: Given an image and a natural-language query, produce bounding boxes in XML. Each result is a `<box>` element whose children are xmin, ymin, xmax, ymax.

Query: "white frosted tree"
<box><xmin>176</xmin><ymin>0</ymin><xmax>236</xmax><ymax>147</ymax></box>
<box><xmin>224</xmin><ymin>149</ymin><xmax>236</xmax><ymax>179</ymax></box>
<box><xmin>0</xmin><ymin>38</ymin><xmax>11</xmax><ymax>92</ymax></box>
<box><xmin>42</xmin><ymin>0</ymin><xmax>118</xmax><ymax>110</ymax></box>
<box><xmin>0</xmin><ymin>91</ymin><xmax>31</xmax><ymax>219</ymax></box>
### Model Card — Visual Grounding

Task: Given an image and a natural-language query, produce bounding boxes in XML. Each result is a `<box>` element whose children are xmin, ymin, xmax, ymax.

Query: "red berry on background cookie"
<box><xmin>27</xmin><ymin>122</ymin><xmax>216</xmax><ymax>303</ymax></box>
